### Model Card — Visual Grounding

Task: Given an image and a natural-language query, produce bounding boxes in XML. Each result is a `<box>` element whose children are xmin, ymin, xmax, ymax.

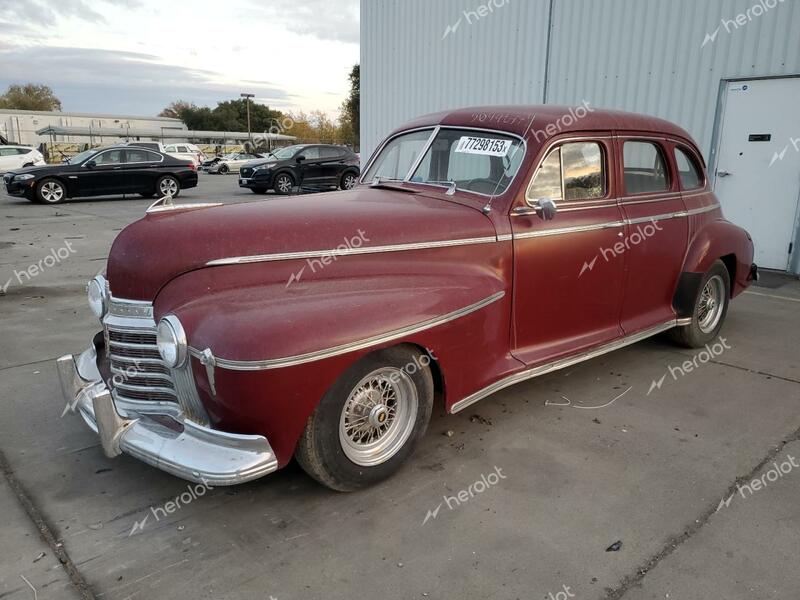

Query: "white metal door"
<box><xmin>714</xmin><ymin>78</ymin><xmax>800</xmax><ymax>271</ymax></box>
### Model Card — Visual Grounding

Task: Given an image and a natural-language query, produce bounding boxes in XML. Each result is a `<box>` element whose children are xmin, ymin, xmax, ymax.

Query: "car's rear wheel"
<box><xmin>218</xmin><ymin>164</ymin><xmax>229</xmax><ymax>174</ymax></box>
<box><xmin>296</xmin><ymin>346</ymin><xmax>434</xmax><ymax>491</ymax></box>
<box><xmin>340</xmin><ymin>172</ymin><xmax>358</xmax><ymax>190</ymax></box>
<box><xmin>36</xmin><ymin>178</ymin><xmax>66</xmax><ymax>204</ymax></box>
<box><xmin>273</xmin><ymin>173</ymin><xmax>294</xmax><ymax>195</ymax></box>
<box><xmin>157</xmin><ymin>175</ymin><xmax>181</xmax><ymax>198</ymax></box>
<box><xmin>670</xmin><ymin>260</ymin><xmax>730</xmax><ymax>348</ymax></box>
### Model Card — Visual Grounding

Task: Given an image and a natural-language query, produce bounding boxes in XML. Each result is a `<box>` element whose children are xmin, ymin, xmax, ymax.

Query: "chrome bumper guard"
<box><xmin>57</xmin><ymin>345</ymin><xmax>278</xmax><ymax>486</ymax></box>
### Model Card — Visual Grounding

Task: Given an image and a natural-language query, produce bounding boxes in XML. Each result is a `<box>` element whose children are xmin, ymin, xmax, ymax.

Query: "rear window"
<box><xmin>623</xmin><ymin>141</ymin><xmax>670</xmax><ymax>194</ymax></box>
<box><xmin>674</xmin><ymin>147</ymin><xmax>703</xmax><ymax>189</ymax></box>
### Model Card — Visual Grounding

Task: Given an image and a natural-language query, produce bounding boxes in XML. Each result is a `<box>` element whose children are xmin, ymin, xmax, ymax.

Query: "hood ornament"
<box><xmin>146</xmin><ymin>194</ymin><xmax>223</xmax><ymax>215</ymax></box>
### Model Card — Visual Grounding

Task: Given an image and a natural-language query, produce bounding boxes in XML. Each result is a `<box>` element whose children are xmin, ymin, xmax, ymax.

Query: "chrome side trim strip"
<box><xmin>451</xmin><ymin>319</ymin><xmax>678</xmax><ymax>414</ymax></box>
<box><xmin>190</xmin><ymin>291</ymin><xmax>506</xmax><ymax>371</ymax></box>
<box><xmin>205</xmin><ymin>236</ymin><xmax>500</xmax><ymax>266</ymax></box>
<box><xmin>514</xmin><ymin>221</ymin><xmax>625</xmax><ymax>240</ymax></box>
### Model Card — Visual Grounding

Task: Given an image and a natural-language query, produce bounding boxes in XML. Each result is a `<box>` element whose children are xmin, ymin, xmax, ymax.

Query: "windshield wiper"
<box><xmin>369</xmin><ymin>177</ymin><xmax>419</xmax><ymax>193</ymax></box>
<box><xmin>424</xmin><ymin>180</ymin><xmax>458</xmax><ymax>195</ymax></box>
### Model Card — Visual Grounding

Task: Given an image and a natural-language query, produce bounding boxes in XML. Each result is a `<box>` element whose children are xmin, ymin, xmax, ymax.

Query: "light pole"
<box><xmin>241</xmin><ymin>93</ymin><xmax>254</xmax><ymax>150</ymax></box>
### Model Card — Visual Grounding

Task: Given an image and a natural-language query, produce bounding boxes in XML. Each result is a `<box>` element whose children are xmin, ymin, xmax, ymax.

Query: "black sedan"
<box><xmin>238</xmin><ymin>144</ymin><xmax>360</xmax><ymax>195</ymax></box>
<box><xmin>3</xmin><ymin>146</ymin><xmax>198</xmax><ymax>204</ymax></box>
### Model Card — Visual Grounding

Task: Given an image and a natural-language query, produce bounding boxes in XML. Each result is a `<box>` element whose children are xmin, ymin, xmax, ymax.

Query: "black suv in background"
<box><xmin>238</xmin><ymin>144</ymin><xmax>360</xmax><ymax>195</ymax></box>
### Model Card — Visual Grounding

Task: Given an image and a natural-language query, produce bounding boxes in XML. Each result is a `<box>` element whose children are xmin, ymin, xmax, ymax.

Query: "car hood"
<box><xmin>4</xmin><ymin>164</ymin><xmax>69</xmax><ymax>177</ymax></box>
<box><xmin>106</xmin><ymin>186</ymin><xmax>497</xmax><ymax>300</ymax></box>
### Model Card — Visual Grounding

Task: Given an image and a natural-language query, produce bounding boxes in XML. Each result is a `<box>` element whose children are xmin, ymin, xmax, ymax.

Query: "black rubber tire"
<box><xmin>156</xmin><ymin>175</ymin><xmax>181</xmax><ymax>199</ymax></box>
<box><xmin>669</xmin><ymin>260</ymin><xmax>730</xmax><ymax>348</ymax></box>
<box><xmin>250</xmin><ymin>187</ymin><xmax>268</xmax><ymax>194</ymax></box>
<box><xmin>295</xmin><ymin>346</ymin><xmax>434</xmax><ymax>491</ymax></box>
<box><xmin>339</xmin><ymin>171</ymin><xmax>359</xmax><ymax>190</ymax></box>
<box><xmin>218</xmin><ymin>164</ymin><xmax>229</xmax><ymax>174</ymax></box>
<box><xmin>35</xmin><ymin>177</ymin><xmax>66</xmax><ymax>204</ymax></box>
<box><xmin>273</xmin><ymin>172</ymin><xmax>295</xmax><ymax>195</ymax></box>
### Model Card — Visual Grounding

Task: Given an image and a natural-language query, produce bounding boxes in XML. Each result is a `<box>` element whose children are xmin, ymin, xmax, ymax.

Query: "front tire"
<box><xmin>156</xmin><ymin>175</ymin><xmax>181</xmax><ymax>198</ymax></box>
<box><xmin>296</xmin><ymin>346</ymin><xmax>434</xmax><ymax>491</ymax></box>
<box><xmin>670</xmin><ymin>260</ymin><xmax>730</xmax><ymax>348</ymax></box>
<box><xmin>36</xmin><ymin>178</ymin><xmax>66</xmax><ymax>204</ymax></box>
<box><xmin>218</xmin><ymin>164</ymin><xmax>229</xmax><ymax>174</ymax></box>
<box><xmin>273</xmin><ymin>173</ymin><xmax>294</xmax><ymax>195</ymax></box>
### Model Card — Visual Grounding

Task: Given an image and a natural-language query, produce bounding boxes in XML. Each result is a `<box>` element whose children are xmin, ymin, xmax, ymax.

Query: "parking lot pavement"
<box><xmin>1</xmin><ymin>177</ymin><xmax>799</xmax><ymax>599</ymax></box>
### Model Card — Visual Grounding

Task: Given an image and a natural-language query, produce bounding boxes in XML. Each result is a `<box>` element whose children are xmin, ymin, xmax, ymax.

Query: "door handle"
<box><xmin>716</xmin><ymin>170</ymin><xmax>732</xmax><ymax>177</ymax></box>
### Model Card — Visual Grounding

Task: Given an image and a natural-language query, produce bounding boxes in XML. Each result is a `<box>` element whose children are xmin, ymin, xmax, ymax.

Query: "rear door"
<box><xmin>123</xmin><ymin>148</ymin><xmax>164</xmax><ymax>193</ymax></box>
<box><xmin>615</xmin><ymin>137</ymin><xmax>688</xmax><ymax>333</ymax></box>
<box><xmin>318</xmin><ymin>146</ymin><xmax>346</xmax><ymax>184</ymax></box>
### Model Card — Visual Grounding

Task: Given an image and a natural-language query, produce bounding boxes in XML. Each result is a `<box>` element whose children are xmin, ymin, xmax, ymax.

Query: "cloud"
<box><xmin>0</xmin><ymin>0</ymin><xmax>107</xmax><ymax>26</ymax></box>
<box><xmin>0</xmin><ymin>45</ymin><xmax>294</xmax><ymax>115</ymax></box>
<box><xmin>245</xmin><ymin>0</ymin><xmax>359</xmax><ymax>44</ymax></box>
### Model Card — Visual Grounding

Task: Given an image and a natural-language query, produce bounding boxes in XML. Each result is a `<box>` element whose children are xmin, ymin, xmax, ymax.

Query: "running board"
<box><xmin>450</xmin><ymin>319</ymin><xmax>678</xmax><ymax>414</ymax></box>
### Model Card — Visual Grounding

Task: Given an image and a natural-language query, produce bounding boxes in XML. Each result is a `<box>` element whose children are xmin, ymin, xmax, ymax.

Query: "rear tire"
<box><xmin>296</xmin><ymin>346</ymin><xmax>434</xmax><ymax>491</ymax></box>
<box><xmin>36</xmin><ymin>178</ymin><xmax>66</xmax><ymax>204</ymax></box>
<box><xmin>218</xmin><ymin>164</ymin><xmax>229</xmax><ymax>174</ymax></box>
<box><xmin>156</xmin><ymin>175</ymin><xmax>181</xmax><ymax>198</ymax></box>
<box><xmin>340</xmin><ymin>171</ymin><xmax>359</xmax><ymax>190</ymax></box>
<box><xmin>670</xmin><ymin>260</ymin><xmax>730</xmax><ymax>348</ymax></box>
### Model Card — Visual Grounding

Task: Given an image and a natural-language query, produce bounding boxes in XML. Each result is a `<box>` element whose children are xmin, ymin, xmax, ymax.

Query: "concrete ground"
<box><xmin>1</xmin><ymin>173</ymin><xmax>799</xmax><ymax>600</ymax></box>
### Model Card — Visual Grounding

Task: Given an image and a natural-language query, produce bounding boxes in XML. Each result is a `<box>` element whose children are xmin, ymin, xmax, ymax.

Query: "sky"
<box><xmin>0</xmin><ymin>0</ymin><xmax>359</xmax><ymax>117</ymax></box>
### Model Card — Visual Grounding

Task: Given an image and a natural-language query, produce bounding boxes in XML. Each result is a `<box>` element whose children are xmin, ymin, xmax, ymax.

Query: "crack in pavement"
<box><xmin>0</xmin><ymin>447</ymin><xmax>97</xmax><ymax>600</ymax></box>
<box><xmin>603</xmin><ymin>424</ymin><xmax>800</xmax><ymax>599</ymax></box>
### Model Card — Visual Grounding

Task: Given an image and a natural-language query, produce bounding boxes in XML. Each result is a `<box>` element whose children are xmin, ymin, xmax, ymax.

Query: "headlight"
<box><xmin>86</xmin><ymin>276</ymin><xmax>108</xmax><ymax>319</ymax></box>
<box><xmin>15</xmin><ymin>174</ymin><xmax>34</xmax><ymax>181</ymax></box>
<box><xmin>253</xmin><ymin>165</ymin><xmax>270</xmax><ymax>172</ymax></box>
<box><xmin>156</xmin><ymin>315</ymin><xmax>188</xmax><ymax>368</ymax></box>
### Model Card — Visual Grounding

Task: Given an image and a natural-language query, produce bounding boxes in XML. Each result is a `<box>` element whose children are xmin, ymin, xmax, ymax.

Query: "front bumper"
<box><xmin>3</xmin><ymin>176</ymin><xmax>32</xmax><ymax>196</ymax></box>
<box><xmin>57</xmin><ymin>344</ymin><xmax>278</xmax><ymax>485</ymax></box>
<box><xmin>238</xmin><ymin>173</ymin><xmax>272</xmax><ymax>189</ymax></box>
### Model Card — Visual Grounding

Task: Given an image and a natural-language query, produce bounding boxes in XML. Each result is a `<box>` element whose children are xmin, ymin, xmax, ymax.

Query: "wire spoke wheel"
<box><xmin>339</xmin><ymin>367</ymin><xmax>418</xmax><ymax>467</ymax></box>
<box><xmin>697</xmin><ymin>274</ymin><xmax>725</xmax><ymax>333</ymax></box>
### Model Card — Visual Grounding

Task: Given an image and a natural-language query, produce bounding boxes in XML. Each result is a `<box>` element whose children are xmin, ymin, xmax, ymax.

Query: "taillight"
<box><xmin>188</xmin><ymin>162</ymin><xmax>197</xmax><ymax>171</ymax></box>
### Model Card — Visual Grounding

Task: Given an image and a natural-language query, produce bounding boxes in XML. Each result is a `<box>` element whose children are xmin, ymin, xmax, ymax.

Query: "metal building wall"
<box><xmin>361</xmin><ymin>0</ymin><xmax>800</xmax><ymax>161</ymax></box>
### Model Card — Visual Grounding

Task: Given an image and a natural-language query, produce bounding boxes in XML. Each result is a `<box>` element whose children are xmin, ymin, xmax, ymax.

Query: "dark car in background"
<box><xmin>3</xmin><ymin>146</ymin><xmax>198</xmax><ymax>204</ymax></box>
<box><xmin>238</xmin><ymin>144</ymin><xmax>360</xmax><ymax>194</ymax></box>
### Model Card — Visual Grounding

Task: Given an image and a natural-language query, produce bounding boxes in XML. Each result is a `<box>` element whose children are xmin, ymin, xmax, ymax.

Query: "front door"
<box><xmin>714</xmin><ymin>77</ymin><xmax>800</xmax><ymax>271</ymax></box>
<box><xmin>511</xmin><ymin>135</ymin><xmax>626</xmax><ymax>366</ymax></box>
<box><xmin>76</xmin><ymin>149</ymin><xmax>127</xmax><ymax>196</ymax></box>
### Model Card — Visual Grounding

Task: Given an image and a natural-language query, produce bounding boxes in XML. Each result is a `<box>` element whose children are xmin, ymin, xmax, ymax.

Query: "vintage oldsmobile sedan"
<box><xmin>58</xmin><ymin>106</ymin><xmax>757</xmax><ymax>491</ymax></box>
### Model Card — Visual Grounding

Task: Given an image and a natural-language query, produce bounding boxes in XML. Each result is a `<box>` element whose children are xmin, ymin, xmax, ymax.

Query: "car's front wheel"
<box><xmin>157</xmin><ymin>175</ymin><xmax>181</xmax><ymax>198</ymax></box>
<box><xmin>296</xmin><ymin>346</ymin><xmax>434</xmax><ymax>491</ymax></box>
<box><xmin>218</xmin><ymin>164</ymin><xmax>229</xmax><ymax>174</ymax></box>
<box><xmin>670</xmin><ymin>260</ymin><xmax>730</xmax><ymax>348</ymax></box>
<box><xmin>36</xmin><ymin>178</ymin><xmax>66</xmax><ymax>204</ymax></box>
<box><xmin>273</xmin><ymin>173</ymin><xmax>294</xmax><ymax>195</ymax></box>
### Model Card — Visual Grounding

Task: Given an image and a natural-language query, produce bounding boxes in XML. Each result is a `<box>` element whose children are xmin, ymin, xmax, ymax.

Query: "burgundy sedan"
<box><xmin>57</xmin><ymin>105</ymin><xmax>756</xmax><ymax>490</ymax></box>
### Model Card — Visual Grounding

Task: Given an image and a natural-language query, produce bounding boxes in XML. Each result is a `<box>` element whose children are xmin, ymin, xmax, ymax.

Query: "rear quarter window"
<box><xmin>674</xmin><ymin>147</ymin><xmax>704</xmax><ymax>190</ymax></box>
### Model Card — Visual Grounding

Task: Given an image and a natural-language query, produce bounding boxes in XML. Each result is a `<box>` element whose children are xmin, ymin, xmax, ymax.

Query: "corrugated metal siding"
<box><xmin>361</xmin><ymin>0</ymin><xmax>800</xmax><ymax>160</ymax></box>
<box><xmin>360</xmin><ymin>0</ymin><xmax>551</xmax><ymax>160</ymax></box>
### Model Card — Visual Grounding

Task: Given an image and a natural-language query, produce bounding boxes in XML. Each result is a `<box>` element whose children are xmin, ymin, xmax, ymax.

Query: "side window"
<box><xmin>320</xmin><ymin>147</ymin><xmax>341</xmax><ymax>159</ymax></box>
<box><xmin>527</xmin><ymin>142</ymin><xmax>606</xmax><ymax>202</ymax></box>
<box><xmin>177</xmin><ymin>145</ymin><xmax>189</xmax><ymax>153</ymax></box>
<box><xmin>125</xmin><ymin>149</ymin><xmax>148</xmax><ymax>163</ymax></box>
<box><xmin>94</xmin><ymin>150</ymin><xmax>124</xmax><ymax>165</ymax></box>
<box><xmin>674</xmin><ymin>147</ymin><xmax>703</xmax><ymax>190</ymax></box>
<box><xmin>623</xmin><ymin>141</ymin><xmax>669</xmax><ymax>194</ymax></box>
<box><xmin>299</xmin><ymin>147</ymin><xmax>321</xmax><ymax>160</ymax></box>
<box><xmin>0</xmin><ymin>148</ymin><xmax>15</xmax><ymax>156</ymax></box>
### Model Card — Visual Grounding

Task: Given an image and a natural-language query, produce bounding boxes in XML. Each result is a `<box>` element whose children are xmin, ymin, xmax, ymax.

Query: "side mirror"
<box><xmin>84</xmin><ymin>160</ymin><xmax>96</xmax><ymax>169</ymax></box>
<box><xmin>534</xmin><ymin>197</ymin><xmax>558</xmax><ymax>220</ymax></box>
<box><xmin>295</xmin><ymin>155</ymin><xmax>306</xmax><ymax>163</ymax></box>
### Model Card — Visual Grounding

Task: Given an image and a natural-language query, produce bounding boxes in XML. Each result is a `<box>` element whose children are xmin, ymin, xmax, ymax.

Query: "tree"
<box><xmin>159</xmin><ymin>100</ymin><xmax>196</xmax><ymax>119</ymax></box>
<box><xmin>158</xmin><ymin>98</ymin><xmax>286</xmax><ymax>133</ymax></box>
<box><xmin>339</xmin><ymin>64</ymin><xmax>359</xmax><ymax>146</ymax></box>
<box><xmin>0</xmin><ymin>84</ymin><xmax>62</xmax><ymax>111</ymax></box>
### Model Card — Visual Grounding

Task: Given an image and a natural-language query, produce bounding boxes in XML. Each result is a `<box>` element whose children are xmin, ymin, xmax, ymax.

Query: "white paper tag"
<box><xmin>454</xmin><ymin>136</ymin><xmax>512</xmax><ymax>157</ymax></box>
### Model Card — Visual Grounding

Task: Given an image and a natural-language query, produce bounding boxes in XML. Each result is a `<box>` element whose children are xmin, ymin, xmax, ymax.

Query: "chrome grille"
<box><xmin>103</xmin><ymin>295</ymin><xmax>209</xmax><ymax>426</ymax></box>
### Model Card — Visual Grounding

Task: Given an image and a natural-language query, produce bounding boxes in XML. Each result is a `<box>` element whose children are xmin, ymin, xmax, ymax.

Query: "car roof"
<box><xmin>394</xmin><ymin>104</ymin><xmax>697</xmax><ymax>147</ymax></box>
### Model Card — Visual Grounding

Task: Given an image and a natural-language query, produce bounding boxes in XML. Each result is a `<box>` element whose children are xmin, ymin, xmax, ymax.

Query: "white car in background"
<box><xmin>207</xmin><ymin>151</ymin><xmax>263</xmax><ymax>174</ymax></box>
<box><xmin>0</xmin><ymin>146</ymin><xmax>46</xmax><ymax>173</ymax></box>
<box><xmin>164</xmin><ymin>143</ymin><xmax>206</xmax><ymax>166</ymax></box>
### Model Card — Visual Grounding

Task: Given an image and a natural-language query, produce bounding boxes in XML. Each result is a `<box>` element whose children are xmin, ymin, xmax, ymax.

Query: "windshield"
<box><xmin>270</xmin><ymin>145</ymin><xmax>302</xmax><ymax>160</ymax></box>
<box><xmin>364</xmin><ymin>128</ymin><xmax>525</xmax><ymax>195</ymax></box>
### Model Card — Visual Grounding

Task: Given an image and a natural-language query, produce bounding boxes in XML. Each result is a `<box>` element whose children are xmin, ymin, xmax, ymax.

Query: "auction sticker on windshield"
<box><xmin>455</xmin><ymin>136</ymin><xmax>511</xmax><ymax>156</ymax></box>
